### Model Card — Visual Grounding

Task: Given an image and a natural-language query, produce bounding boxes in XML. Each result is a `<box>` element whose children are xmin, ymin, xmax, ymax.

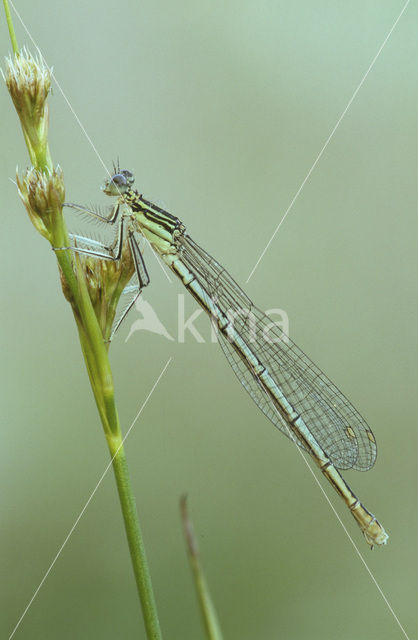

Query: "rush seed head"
<box><xmin>4</xmin><ymin>47</ymin><xmax>50</xmax><ymax>118</ymax></box>
<box><xmin>16</xmin><ymin>166</ymin><xmax>65</xmax><ymax>241</ymax></box>
<box><xmin>3</xmin><ymin>47</ymin><xmax>52</xmax><ymax>168</ymax></box>
<box><xmin>78</xmin><ymin>239</ymin><xmax>135</xmax><ymax>341</ymax></box>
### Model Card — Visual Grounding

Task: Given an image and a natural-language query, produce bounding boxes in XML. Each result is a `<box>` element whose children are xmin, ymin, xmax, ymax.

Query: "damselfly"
<box><xmin>59</xmin><ymin>167</ymin><xmax>388</xmax><ymax>548</ymax></box>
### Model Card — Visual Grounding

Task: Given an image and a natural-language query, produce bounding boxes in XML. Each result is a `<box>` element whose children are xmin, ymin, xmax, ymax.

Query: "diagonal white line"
<box><xmin>8</xmin><ymin>358</ymin><xmax>172</xmax><ymax>640</ymax></box>
<box><xmin>286</xmin><ymin>435</ymin><xmax>410</xmax><ymax>639</ymax></box>
<box><xmin>8</xmin><ymin>6</ymin><xmax>108</xmax><ymax>176</ymax></box>
<box><xmin>4</xmin><ymin>3</ymin><xmax>411</xmax><ymax>638</ymax></box>
<box><xmin>246</xmin><ymin>0</ymin><xmax>411</xmax><ymax>283</ymax></box>
<box><xmin>7</xmin><ymin>0</ymin><xmax>173</xmax><ymax>284</ymax></box>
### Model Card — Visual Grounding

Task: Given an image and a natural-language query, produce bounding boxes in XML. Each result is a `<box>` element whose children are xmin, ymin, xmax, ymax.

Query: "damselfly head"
<box><xmin>102</xmin><ymin>169</ymin><xmax>135</xmax><ymax>196</ymax></box>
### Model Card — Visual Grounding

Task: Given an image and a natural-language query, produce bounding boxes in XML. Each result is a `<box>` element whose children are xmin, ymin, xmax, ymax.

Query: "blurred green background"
<box><xmin>1</xmin><ymin>1</ymin><xmax>417</xmax><ymax>638</ymax></box>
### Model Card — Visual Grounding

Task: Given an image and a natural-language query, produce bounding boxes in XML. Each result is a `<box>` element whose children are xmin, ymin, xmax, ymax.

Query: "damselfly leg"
<box><xmin>58</xmin><ymin>168</ymin><xmax>388</xmax><ymax>547</ymax></box>
<box><xmin>56</xmin><ymin>201</ymin><xmax>150</xmax><ymax>340</ymax></box>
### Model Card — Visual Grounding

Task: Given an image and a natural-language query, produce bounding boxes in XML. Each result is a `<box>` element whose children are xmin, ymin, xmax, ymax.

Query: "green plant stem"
<box><xmin>180</xmin><ymin>496</ymin><xmax>223</xmax><ymax>640</ymax></box>
<box><xmin>72</xmin><ymin>278</ymin><xmax>162</xmax><ymax>638</ymax></box>
<box><xmin>57</xmin><ymin>183</ymin><xmax>162</xmax><ymax>639</ymax></box>
<box><xmin>3</xmin><ymin>0</ymin><xmax>18</xmax><ymax>54</ymax></box>
<box><xmin>108</xmin><ymin>436</ymin><xmax>162</xmax><ymax>640</ymax></box>
<box><xmin>70</xmin><ymin>260</ymin><xmax>162</xmax><ymax>639</ymax></box>
<box><xmin>3</xmin><ymin>6</ymin><xmax>162</xmax><ymax>635</ymax></box>
<box><xmin>62</xmin><ymin>250</ymin><xmax>163</xmax><ymax>637</ymax></box>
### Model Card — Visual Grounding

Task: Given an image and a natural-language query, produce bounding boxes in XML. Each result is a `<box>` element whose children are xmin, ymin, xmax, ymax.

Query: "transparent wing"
<box><xmin>178</xmin><ymin>234</ymin><xmax>377</xmax><ymax>471</ymax></box>
<box><xmin>110</xmin><ymin>233</ymin><xmax>150</xmax><ymax>339</ymax></box>
<box><xmin>65</xmin><ymin>203</ymin><xmax>150</xmax><ymax>341</ymax></box>
<box><xmin>110</xmin><ymin>276</ymin><xmax>141</xmax><ymax>340</ymax></box>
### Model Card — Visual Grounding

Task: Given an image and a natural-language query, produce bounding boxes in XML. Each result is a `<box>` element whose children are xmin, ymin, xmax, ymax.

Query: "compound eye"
<box><xmin>102</xmin><ymin>168</ymin><xmax>135</xmax><ymax>196</ymax></box>
<box><xmin>120</xmin><ymin>170</ymin><xmax>134</xmax><ymax>186</ymax></box>
<box><xmin>112</xmin><ymin>173</ymin><xmax>127</xmax><ymax>187</ymax></box>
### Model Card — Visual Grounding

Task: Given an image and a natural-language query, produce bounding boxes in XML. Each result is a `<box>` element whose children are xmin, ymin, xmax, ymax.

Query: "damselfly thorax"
<box><xmin>59</xmin><ymin>168</ymin><xmax>388</xmax><ymax>548</ymax></box>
